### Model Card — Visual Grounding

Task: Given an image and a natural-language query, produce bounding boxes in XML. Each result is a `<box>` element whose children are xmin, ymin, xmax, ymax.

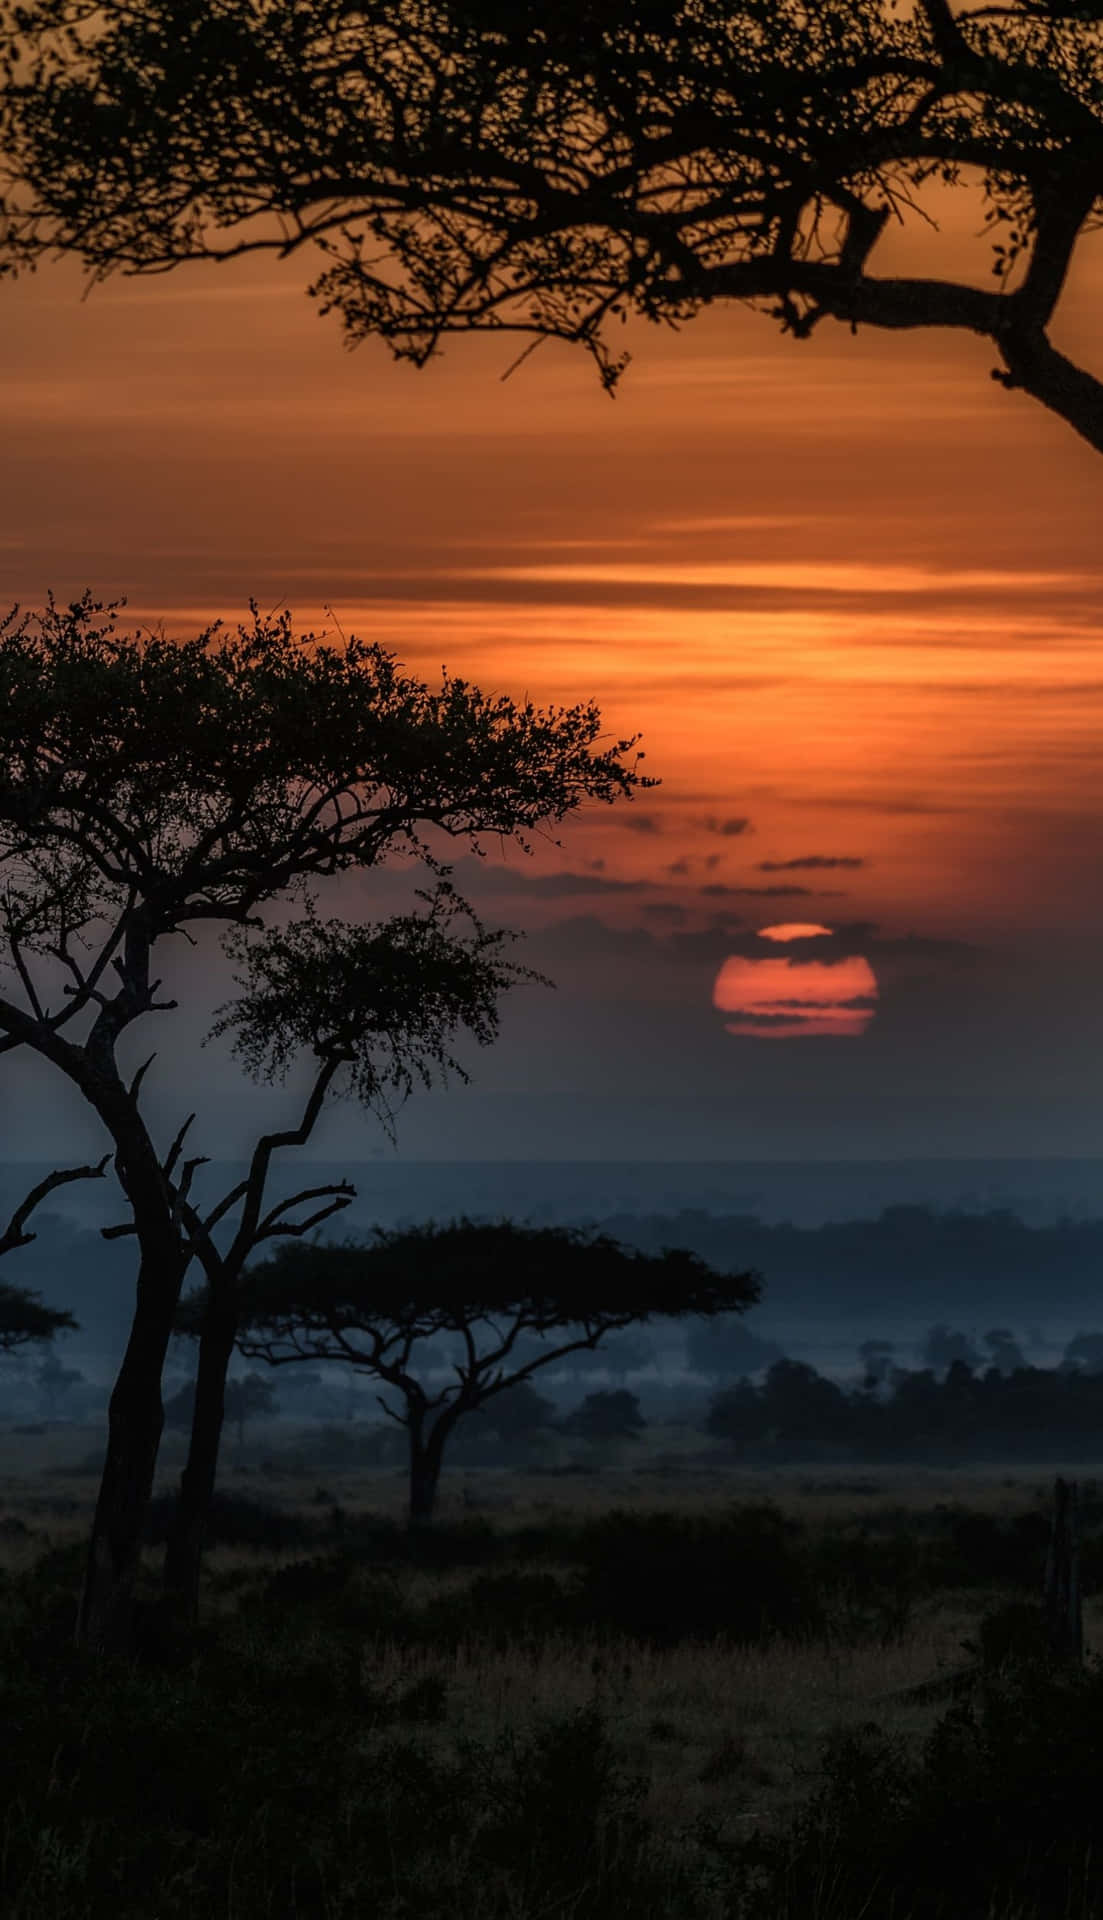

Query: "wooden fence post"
<box><xmin>1044</xmin><ymin>1475</ymin><xmax>1082</xmax><ymax>1665</ymax></box>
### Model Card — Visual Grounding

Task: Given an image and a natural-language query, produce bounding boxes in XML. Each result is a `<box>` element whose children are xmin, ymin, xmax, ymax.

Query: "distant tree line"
<box><xmin>706</xmin><ymin>1356</ymin><xmax>1103</xmax><ymax>1464</ymax></box>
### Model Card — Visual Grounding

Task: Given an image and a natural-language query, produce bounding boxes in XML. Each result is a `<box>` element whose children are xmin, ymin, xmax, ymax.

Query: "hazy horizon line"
<box><xmin>3</xmin><ymin>1154</ymin><xmax>1102</xmax><ymax>1169</ymax></box>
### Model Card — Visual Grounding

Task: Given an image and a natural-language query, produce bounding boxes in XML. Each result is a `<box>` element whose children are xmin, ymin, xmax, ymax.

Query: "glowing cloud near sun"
<box><xmin>756</xmin><ymin>923</ymin><xmax>834</xmax><ymax>943</ymax></box>
<box><xmin>712</xmin><ymin>924</ymin><xmax>878</xmax><ymax>1039</ymax></box>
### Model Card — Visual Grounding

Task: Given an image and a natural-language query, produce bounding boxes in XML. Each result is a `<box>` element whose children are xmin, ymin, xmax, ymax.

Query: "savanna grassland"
<box><xmin>4</xmin><ymin>1422</ymin><xmax>1103</xmax><ymax>1919</ymax></box>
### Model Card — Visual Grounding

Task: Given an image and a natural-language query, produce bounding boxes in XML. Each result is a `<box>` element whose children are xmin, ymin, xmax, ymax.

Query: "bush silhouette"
<box><xmin>574</xmin><ymin>1506</ymin><xmax>819</xmax><ymax>1646</ymax></box>
<box><xmin>739</xmin><ymin>1661</ymin><xmax>1103</xmax><ymax>1920</ymax></box>
<box><xmin>935</xmin><ymin>1509</ymin><xmax>1051</xmax><ymax>1589</ymax></box>
<box><xmin>559</xmin><ymin>1389</ymin><xmax>646</xmax><ymax>1439</ymax></box>
<box><xmin>419</xmin><ymin>1570</ymin><xmax>573</xmax><ymax>1649</ymax></box>
<box><xmin>966</xmin><ymin>1600</ymin><xmax>1053</xmax><ymax>1675</ymax></box>
<box><xmin>145</xmin><ymin>1490</ymin><xmax>314</xmax><ymax>1553</ymax></box>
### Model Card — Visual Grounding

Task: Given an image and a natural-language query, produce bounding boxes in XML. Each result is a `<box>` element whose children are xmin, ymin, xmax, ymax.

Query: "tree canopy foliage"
<box><xmin>0</xmin><ymin>591</ymin><xmax>641</xmax><ymax>1159</ymax></box>
<box><xmin>4</xmin><ymin>2</ymin><xmax>1103</xmax><ymax>448</ymax></box>
<box><xmin>0</xmin><ymin>595</ymin><xmax>638</xmax><ymax>1005</ymax></box>
<box><xmin>0</xmin><ymin>1281</ymin><xmax>76</xmax><ymax>1352</ymax></box>
<box><xmin>223</xmin><ymin>1218</ymin><xmax>758</xmax><ymax>1353</ymax></box>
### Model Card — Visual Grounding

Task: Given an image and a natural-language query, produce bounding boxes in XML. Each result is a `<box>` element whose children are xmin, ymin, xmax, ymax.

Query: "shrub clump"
<box><xmin>573</xmin><ymin>1505</ymin><xmax>822</xmax><ymax>1645</ymax></box>
<box><xmin>732</xmin><ymin>1659</ymin><xmax>1103</xmax><ymax>1919</ymax></box>
<box><xmin>144</xmin><ymin>1489</ymin><xmax>316</xmax><ymax>1552</ymax></box>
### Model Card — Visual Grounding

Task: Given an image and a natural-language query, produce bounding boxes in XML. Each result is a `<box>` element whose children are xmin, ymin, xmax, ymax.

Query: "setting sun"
<box><xmin>713</xmin><ymin>927</ymin><xmax>878</xmax><ymax>1039</ymax></box>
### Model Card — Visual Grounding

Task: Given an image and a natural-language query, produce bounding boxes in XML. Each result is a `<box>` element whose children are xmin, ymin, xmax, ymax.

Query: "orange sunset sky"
<box><xmin>5</xmin><ymin>184</ymin><xmax>1103</xmax><ymax>1161</ymax></box>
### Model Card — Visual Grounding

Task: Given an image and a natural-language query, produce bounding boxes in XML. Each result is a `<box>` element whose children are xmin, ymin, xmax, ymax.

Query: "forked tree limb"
<box><xmin>0</xmin><ymin>1154</ymin><xmax>109</xmax><ymax>1256</ymax></box>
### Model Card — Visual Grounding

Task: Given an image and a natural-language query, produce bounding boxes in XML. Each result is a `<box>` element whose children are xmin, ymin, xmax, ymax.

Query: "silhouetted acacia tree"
<box><xmin>165</xmin><ymin>1371</ymin><xmax>277</xmax><ymax>1449</ymax></box>
<box><xmin>983</xmin><ymin>1327</ymin><xmax>1028</xmax><ymax>1374</ymax></box>
<box><xmin>4</xmin><ymin>3</ymin><xmax>1103</xmax><ymax>450</ymax></box>
<box><xmin>565</xmin><ymin>1328</ymin><xmax>655</xmax><ymax>1384</ymax></box>
<box><xmin>0</xmin><ymin>594</ymin><xmax>644</xmax><ymax>1648</ymax></box>
<box><xmin>857</xmin><ymin>1338</ymin><xmax>896</xmax><ymax>1390</ymax></box>
<box><xmin>704</xmin><ymin>1377</ymin><xmax>764</xmax><ymax>1450</ymax></box>
<box><xmin>559</xmin><ymin>1389</ymin><xmax>646</xmax><ymax>1441</ymax></box>
<box><xmin>1061</xmin><ymin>1332</ymin><xmax>1103</xmax><ymax>1375</ymax></box>
<box><xmin>201</xmin><ymin>1221</ymin><xmax>759</xmax><ymax>1523</ymax></box>
<box><xmin>922</xmin><ymin>1324</ymin><xmax>983</xmax><ymax>1375</ymax></box>
<box><xmin>710</xmin><ymin>1357</ymin><xmax>854</xmax><ymax>1457</ymax></box>
<box><xmin>473</xmin><ymin>1380</ymin><xmax>557</xmax><ymax>1443</ymax></box>
<box><xmin>35</xmin><ymin>1349</ymin><xmax>86</xmax><ymax>1418</ymax></box>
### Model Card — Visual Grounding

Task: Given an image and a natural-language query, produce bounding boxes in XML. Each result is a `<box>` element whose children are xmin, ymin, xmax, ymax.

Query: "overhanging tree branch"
<box><xmin>7</xmin><ymin>1</ymin><xmax>1103</xmax><ymax>449</ymax></box>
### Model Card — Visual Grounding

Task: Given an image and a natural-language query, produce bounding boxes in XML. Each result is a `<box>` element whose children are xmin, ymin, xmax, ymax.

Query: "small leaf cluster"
<box><xmin>209</xmin><ymin>883</ymin><xmax>538</xmax><ymax>1116</ymax></box>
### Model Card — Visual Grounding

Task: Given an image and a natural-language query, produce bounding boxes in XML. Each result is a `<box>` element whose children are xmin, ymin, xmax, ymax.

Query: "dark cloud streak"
<box><xmin>757</xmin><ymin>855</ymin><xmax>866</xmax><ymax>871</ymax></box>
<box><xmin>702</xmin><ymin>815</ymin><xmax>753</xmax><ymax>837</ymax></box>
<box><xmin>450</xmin><ymin>857</ymin><xmax>651</xmax><ymax>898</ymax></box>
<box><xmin>700</xmin><ymin>883</ymin><xmax>847</xmax><ymax>898</ymax></box>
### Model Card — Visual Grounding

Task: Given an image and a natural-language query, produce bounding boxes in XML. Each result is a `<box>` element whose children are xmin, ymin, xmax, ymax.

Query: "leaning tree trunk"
<box><xmin>163</xmin><ymin>1273</ymin><xmax>238</xmax><ymax>1625</ymax></box>
<box><xmin>408</xmin><ymin>1416</ymin><xmax>451</xmax><ymax>1528</ymax></box>
<box><xmin>77</xmin><ymin>1231</ymin><xmax>188</xmax><ymax>1652</ymax></box>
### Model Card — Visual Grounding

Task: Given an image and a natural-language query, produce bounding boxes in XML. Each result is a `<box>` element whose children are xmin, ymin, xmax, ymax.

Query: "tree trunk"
<box><xmin>408</xmin><ymin>1418</ymin><xmax>448</xmax><ymax>1528</ymax></box>
<box><xmin>76</xmin><ymin>1239</ymin><xmax>186</xmax><ymax>1652</ymax></box>
<box><xmin>163</xmin><ymin>1279</ymin><xmax>237</xmax><ymax>1625</ymax></box>
<box><xmin>1045</xmin><ymin>1475</ymin><xmax>1083</xmax><ymax>1665</ymax></box>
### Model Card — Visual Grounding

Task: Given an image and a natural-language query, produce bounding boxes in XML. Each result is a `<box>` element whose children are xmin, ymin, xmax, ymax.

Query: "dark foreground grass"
<box><xmin>150</xmin><ymin>1485</ymin><xmax>1086</xmax><ymax>1644</ymax></box>
<box><xmin>3</xmin><ymin>1565</ymin><xmax>695</xmax><ymax>1920</ymax></box>
<box><xmin>727</xmin><ymin>1658</ymin><xmax>1103</xmax><ymax>1920</ymax></box>
<box><xmin>4</xmin><ymin>1497</ymin><xmax>1103</xmax><ymax>1917</ymax></box>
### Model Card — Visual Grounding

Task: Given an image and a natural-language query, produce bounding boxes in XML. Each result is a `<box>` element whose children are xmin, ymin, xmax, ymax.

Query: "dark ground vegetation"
<box><xmin>4</xmin><ymin>1476</ymin><xmax>1103</xmax><ymax>1918</ymax></box>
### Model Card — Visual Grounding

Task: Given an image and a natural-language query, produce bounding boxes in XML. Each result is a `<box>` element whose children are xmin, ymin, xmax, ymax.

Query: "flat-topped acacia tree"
<box><xmin>197</xmin><ymin>1220</ymin><xmax>760</xmax><ymax>1524</ymax></box>
<box><xmin>3</xmin><ymin>2</ymin><xmax>1103</xmax><ymax>451</ymax></box>
<box><xmin>0</xmin><ymin>594</ymin><xmax>645</xmax><ymax>1647</ymax></box>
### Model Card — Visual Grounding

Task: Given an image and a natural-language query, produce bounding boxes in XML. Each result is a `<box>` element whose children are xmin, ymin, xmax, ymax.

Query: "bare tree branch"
<box><xmin>0</xmin><ymin>1153</ymin><xmax>109</xmax><ymax>1257</ymax></box>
